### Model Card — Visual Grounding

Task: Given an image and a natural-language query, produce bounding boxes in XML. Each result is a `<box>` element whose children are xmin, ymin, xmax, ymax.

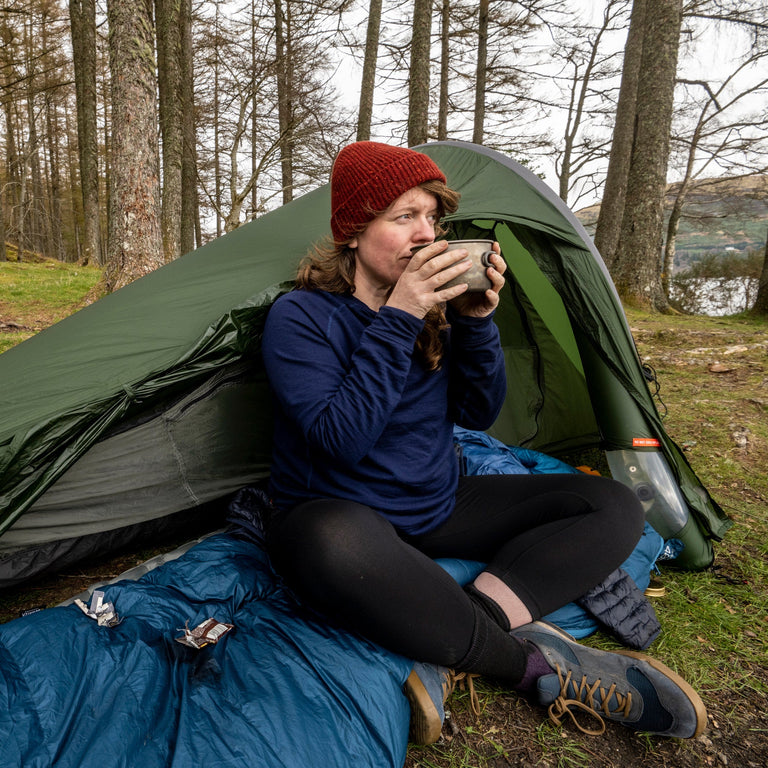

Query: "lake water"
<box><xmin>670</xmin><ymin>277</ymin><xmax>757</xmax><ymax>316</ymax></box>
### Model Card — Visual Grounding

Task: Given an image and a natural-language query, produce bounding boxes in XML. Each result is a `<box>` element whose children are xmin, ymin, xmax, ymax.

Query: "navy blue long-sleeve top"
<box><xmin>262</xmin><ymin>289</ymin><xmax>507</xmax><ymax>535</ymax></box>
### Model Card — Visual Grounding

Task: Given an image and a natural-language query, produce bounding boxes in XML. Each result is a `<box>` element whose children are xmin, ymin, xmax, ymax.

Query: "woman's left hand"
<box><xmin>448</xmin><ymin>243</ymin><xmax>506</xmax><ymax>318</ymax></box>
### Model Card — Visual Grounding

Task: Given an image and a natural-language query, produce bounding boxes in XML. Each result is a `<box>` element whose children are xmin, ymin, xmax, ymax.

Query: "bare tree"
<box><xmin>610</xmin><ymin>0</ymin><xmax>684</xmax><ymax>311</ymax></box>
<box><xmin>593</xmin><ymin>0</ymin><xmax>647</xmax><ymax>269</ymax></box>
<box><xmin>436</xmin><ymin>0</ymin><xmax>450</xmax><ymax>141</ymax></box>
<box><xmin>104</xmin><ymin>0</ymin><xmax>163</xmax><ymax>291</ymax></box>
<box><xmin>180</xmin><ymin>0</ymin><xmax>197</xmax><ymax>252</ymax></box>
<box><xmin>69</xmin><ymin>0</ymin><xmax>102</xmax><ymax>265</ymax></box>
<box><xmin>0</xmin><ymin>12</ymin><xmax>24</xmax><ymax>260</ymax></box>
<box><xmin>472</xmin><ymin>0</ymin><xmax>489</xmax><ymax>145</ymax></box>
<box><xmin>549</xmin><ymin>0</ymin><xmax>629</xmax><ymax>208</ymax></box>
<box><xmin>0</xmin><ymin>198</ymin><xmax>5</xmax><ymax>261</ymax></box>
<box><xmin>156</xmin><ymin>0</ymin><xmax>184</xmax><ymax>262</ymax></box>
<box><xmin>41</xmin><ymin>8</ymin><xmax>66</xmax><ymax>263</ymax></box>
<box><xmin>274</xmin><ymin>0</ymin><xmax>294</xmax><ymax>203</ymax></box>
<box><xmin>445</xmin><ymin>1</ymin><xmax>546</xmax><ymax>155</ymax></box>
<box><xmin>357</xmin><ymin>0</ymin><xmax>382</xmax><ymax>142</ymax></box>
<box><xmin>22</xmin><ymin>9</ymin><xmax>50</xmax><ymax>259</ymax></box>
<box><xmin>156</xmin><ymin>0</ymin><xmax>197</xmax><ymax>259</ymax></box>
<box><xmin>194</xmin><ymin>1</ymin><xmax>350</xmax><ymax>231</ymax></box>
<box><xmin>408</xmin><ymin>0</ymin><xmax>432</xmax><ymax>146</ymax></box>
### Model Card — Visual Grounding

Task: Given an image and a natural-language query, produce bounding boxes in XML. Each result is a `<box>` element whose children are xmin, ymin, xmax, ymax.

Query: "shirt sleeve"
<box><xmin>262</xmin><ymin>295</ymin><xmax>425</xmax><ymax>465</ymax></box>
<box><xmin>445</xmin><ymin>309</ymin><xmax>507</xmax><ymax>430</ymax></box>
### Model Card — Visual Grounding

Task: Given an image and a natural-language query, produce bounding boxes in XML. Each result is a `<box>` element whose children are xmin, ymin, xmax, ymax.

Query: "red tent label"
<box><xmin>632</xmin><ymin>437</ymin><xmax>661</xmax><ymax>448</ymax></box>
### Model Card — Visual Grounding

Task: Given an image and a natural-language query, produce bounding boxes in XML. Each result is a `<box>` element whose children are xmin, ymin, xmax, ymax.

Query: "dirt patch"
<box><xmin>0</xmin><ymin>301</ymin><xmax>66</xmax><ymax>332</ymax></box>
<box><xmin>0</xmin><ymin>320</ymin><xmax>33</xmax><ymax>333</ymax></box>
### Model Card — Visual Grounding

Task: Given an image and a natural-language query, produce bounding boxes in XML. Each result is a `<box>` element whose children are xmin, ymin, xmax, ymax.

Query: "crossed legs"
<box><xmin>266</xmin><ymin>473</ymin><xmax>644</xmax><ymax>682</ymax></box>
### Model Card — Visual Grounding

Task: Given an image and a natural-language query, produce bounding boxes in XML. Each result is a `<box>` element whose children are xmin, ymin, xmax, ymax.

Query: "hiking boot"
<box><xmin>404</xmin><ymin>663</ymin><xmax>479</xmax><ymax>744</ymax></box>
<box><xmin>512</xmin><ymin>621</ymin><xmax>707</xmax><ymax>738</ymax></box>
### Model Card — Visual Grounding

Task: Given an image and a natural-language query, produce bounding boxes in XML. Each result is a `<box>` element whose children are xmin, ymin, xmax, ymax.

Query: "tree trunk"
<box><xmin>24</xmin><ymin>17</ymin><xmax>49</xmax><ymax>259</ymax></box>
<box><xmin>40</xmin><ymin>9</ymin><xmax>65</xmax><ymax>262</ymax></box>
<box><xmin>17</xmin><ymin>139</ymin><xmax>28</xmax><ymax>261</ymax></box>
<box><xmin>214</xmin><ymin>2</ymin><xmax>223</xmax><ymax>237</ymax></box>
<box><xmin>44</xmin><ymin>92</ymin><xmax>66</xmax><ymax>262</ymax></box>
<box><xmin>662</xmin><ymin>116</ymin><xmax>702</xmax><ymax>302</ymax></box>
<box><xmin>101</xmin><ymin>53</ymin><xmax>111</xmax><ymax>258</ymax></box>
<box><xmin>661</xmin><ymin>182</ymin><xmax>686</xmax><ymax>301</ymax></box>
<box><xmin>408</xmin><ymin>0</ymin><xmax>432</xmax><ymax>147</ymax></box>
<box><xmin>69</xmin><ymin>0</ymin><xmax>102</xmax><ymax>266</ymax></box>
<box><xmin>250</xmin><ymin>0</ymin><xmax>259</xmax><ymax>221</ymax></box>
<box><xmin>180</xmin><ymin>0</ymin><xmax>197</xmax><ymax>252</ymax></box>
<box><xmin>0</xmin><ymin>28</ymin><xmax>22</xmax><ymax>256</ymax></box>
<box><xmin>473</xmin><ymin>0</ymin><xmax>489</xmax><ymax>145</ymax></box>
<box><xmin>0</xmin><ymin>187</ymin><xmax>6</xmax><ymax>261</ymax></box>
<box><xmin>156</xmin><ymin>0</ymin><xmax>184</xmax><ymax>261</ymax></box>
<box><xmin>357</xmin><ymin>0</ymin><xmax>382</xmax><ymax>142</ymax></box>
<box><xmin>275</xmin><ymin>0</ymin><xmax>294</xmax><ymax>205</ymax></box>
<box><xmin>611</xmin><ymin>0</ymin><xmax>682</xmax><ymax>311</ymax></box>
<box><xmin>0</xmin><ymin>16</ymin><xmax>11</xmax><ymax>260</ymax></box>
<box><xmin>25</xmin><ymin>99</ymin><xmax>48</xmax><ymax>258</ymax></box>
<box><xmin>104</xmin><ymin>0</ymin><xmax>163</xmax><ymax>292</ymax></box>
<box><xmin>593</xmin><ymin>0</ymin><xmax>646</xmax><ymax>270</ymax></box>
<box><xmin>63</xmin><ymin>100</ymin><xmax>85</xmax><ymax>262</ymax></box>
<box><xmin>437</xmin><ymin>0</ymin><xmax>449</xmax><ymax>141</ymax></box>
<box><xmin>752</xmin><ymin>229</ymin><xmax>768</xmax><ymax>316</ymax></box>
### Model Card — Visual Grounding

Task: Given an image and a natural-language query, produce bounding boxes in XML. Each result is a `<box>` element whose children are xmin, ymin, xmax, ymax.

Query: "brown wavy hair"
<box><xmin>296</xmin><ymin>179</ymin><xmax>461</xmax><ymax>370</ymax></box>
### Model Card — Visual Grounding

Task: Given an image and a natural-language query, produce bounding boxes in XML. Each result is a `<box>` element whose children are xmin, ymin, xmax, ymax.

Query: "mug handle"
<box><xmin>480</xmin><ymin>250</ymin><xmax>495</xmax><ymax>268</ymax></box>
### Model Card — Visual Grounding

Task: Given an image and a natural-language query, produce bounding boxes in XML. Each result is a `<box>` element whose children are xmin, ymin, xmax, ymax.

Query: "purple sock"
<box><xmin>514</xmin><ymin>640</ymin><xmax>555</xmax><ymax>692</ymax></box>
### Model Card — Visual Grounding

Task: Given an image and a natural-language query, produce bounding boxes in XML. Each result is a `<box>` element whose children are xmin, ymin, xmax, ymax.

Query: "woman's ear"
<box><xmin>349</xmin><ymin>237</ymin><xmax>358</xmax><ymax>249</ymax></box>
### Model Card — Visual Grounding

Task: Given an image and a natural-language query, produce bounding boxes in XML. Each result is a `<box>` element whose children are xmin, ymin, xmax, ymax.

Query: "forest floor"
<box><xmin>1</xmin><ymin>261</ymin><xmax>767</xmax><ymax>767</ymax></box>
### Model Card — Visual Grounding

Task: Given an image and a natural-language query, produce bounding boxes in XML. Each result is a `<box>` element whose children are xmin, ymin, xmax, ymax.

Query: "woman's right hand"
<box><xmin>386</xmin><ymin>241</ymin><xmax>471</xmax><ymax>319</ymax></box>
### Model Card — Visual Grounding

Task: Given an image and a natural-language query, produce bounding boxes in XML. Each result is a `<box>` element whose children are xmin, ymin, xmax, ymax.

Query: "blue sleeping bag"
<box><xmin>0</xmin><ymin>532</ymin><xmax>412</xmax><ymax>768</ymax></box>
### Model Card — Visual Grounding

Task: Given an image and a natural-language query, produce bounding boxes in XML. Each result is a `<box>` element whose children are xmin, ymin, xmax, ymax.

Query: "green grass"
<box><xmin>0</xmin><ymin>259</ymin><xmax>102</xmax><ymax>352</ymax></box>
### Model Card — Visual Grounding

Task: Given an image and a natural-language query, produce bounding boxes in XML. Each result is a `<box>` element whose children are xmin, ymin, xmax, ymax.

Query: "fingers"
<box><xmin>488</xmin><ymin>245</ymin><xmax>506</xmax><ymax>275</ymax></box>
<box><xmin>485</xmin><ymin>244</ymin><xmax>506</xmax><ymax>290</ymax></box>
<box><xmin>409</xmin><ymin>241</ymin><xmax>468</xmax><ymax>278</ymax></box>
<box><xmin>407</xmin><ymin>243</ymin><xmax>473</xmax><ymax>292</ymax></box>
<box><xmin>388</xmin><ymin>244</ymin><xmax>471</xmax><ymax>318</ymax></box>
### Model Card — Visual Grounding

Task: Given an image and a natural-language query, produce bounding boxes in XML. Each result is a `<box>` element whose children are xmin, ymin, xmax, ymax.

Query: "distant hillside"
<box><xmin>575</xmin><ymin>173</ymin><xmax>768</xmax><ymax>269</ymax></box>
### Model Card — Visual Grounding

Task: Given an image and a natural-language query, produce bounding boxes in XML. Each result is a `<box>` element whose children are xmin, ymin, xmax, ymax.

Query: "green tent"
<box><xmin>0</xmin><ymin>141</ymin><xmax>730</xmax><ymax>587</ymax></box>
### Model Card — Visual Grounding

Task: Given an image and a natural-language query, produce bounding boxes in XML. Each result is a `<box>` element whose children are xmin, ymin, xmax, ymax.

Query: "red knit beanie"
<box><xmin>330</xmin><ymin>141</ymin><xmax>447</xmax><ymax>242</ymax></box>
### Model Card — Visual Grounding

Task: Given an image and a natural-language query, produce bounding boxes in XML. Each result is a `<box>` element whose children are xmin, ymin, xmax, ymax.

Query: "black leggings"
<box><xmin>266</xmin><ymin>473</ymin><xmax>643</xmax><ymax>678</ymax></box>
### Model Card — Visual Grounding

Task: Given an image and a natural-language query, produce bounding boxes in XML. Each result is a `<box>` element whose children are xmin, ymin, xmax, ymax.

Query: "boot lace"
<box><xmin>547</xmin><ymin>664</ymin><xmax>632</xmax><ymax>736</ymax></box>
<box><xmin>445</xmin><ymin>670</ymin><xmax>481</xmax><ymax>717</ymax></box>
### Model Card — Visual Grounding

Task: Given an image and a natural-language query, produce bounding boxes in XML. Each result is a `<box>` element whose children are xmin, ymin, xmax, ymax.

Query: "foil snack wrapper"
<box><xmin>176</xmin><ymin>618</ymin><xmax>234</xmax><ymax>649</ymax></box>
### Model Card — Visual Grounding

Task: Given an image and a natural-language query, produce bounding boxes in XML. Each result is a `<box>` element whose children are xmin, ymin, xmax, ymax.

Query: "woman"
<box><xmin>262</xmin><ymin>141</ymin><xmax>706</xmax><ymax>744</ymax></box>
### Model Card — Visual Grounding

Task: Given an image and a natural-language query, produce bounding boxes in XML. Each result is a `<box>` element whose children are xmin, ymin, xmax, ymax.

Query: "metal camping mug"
<box><xmin>438</xmin><ymin>239</ymin><xmax>496</xmax><ymax>292</ymax></box>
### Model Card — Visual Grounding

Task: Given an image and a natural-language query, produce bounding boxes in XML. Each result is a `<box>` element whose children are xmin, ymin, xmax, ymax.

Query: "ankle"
<box><xmin>514</xmin><ymin>640</ymin><xmax>555</xmax><ymax>693</ymax></box>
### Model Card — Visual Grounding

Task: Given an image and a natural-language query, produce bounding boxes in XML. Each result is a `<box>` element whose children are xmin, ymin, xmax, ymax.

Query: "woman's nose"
<box><xmin>413</xmin><ymin>215</ymin><xmax>435</xmax><ymax>242</ymax></box>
